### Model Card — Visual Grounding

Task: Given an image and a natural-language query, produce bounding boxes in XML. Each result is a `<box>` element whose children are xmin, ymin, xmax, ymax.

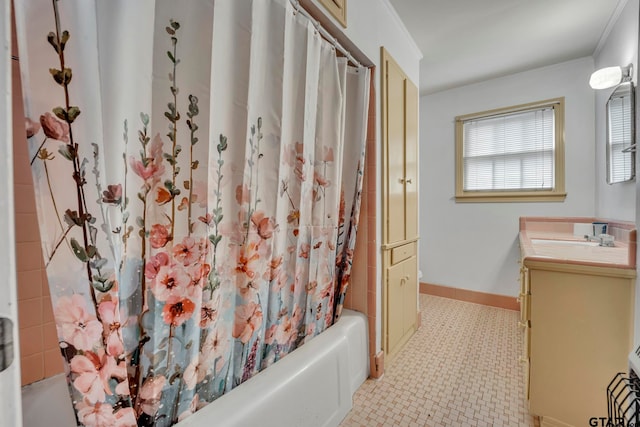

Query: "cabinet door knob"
<box><xmin>406</xmin><ymin>178</ymin><xmax>412</xmax><ymax>184</ymax></box>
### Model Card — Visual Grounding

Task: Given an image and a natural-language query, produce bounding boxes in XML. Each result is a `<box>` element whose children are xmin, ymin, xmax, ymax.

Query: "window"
<box><xmin>455</xmin><ymin>97</ymin><xmax>566</xmax><ymax>202</ymax></box>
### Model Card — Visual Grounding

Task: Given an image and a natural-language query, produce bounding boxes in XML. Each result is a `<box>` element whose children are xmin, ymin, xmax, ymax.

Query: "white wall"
<box><xmin>420</xmin><ymin>57</ymin><xmax>596</xmax><ymax>297</ymax></box>
<box><xmin>594</xmin><ymin>0</ymin><xmax>638</xmax><ymax>220</ymax></box>
<box><xmin>305</xmin><ymin>0</ymin><xmax>421</xmax><ymax>83</ymax></box>
<box><xmin>305</xmin><ymin>0</ymin><xmax>422</xmax><ymax>351</ymax></box>
<box><xmin>591</xmin><ymin>0</ymin><xmax>640</xmax><ymax>347</ymax></box>
<box><xmin>591</xmin><ymin>0</ymin><xmax>640</xmax><ymax>345</ymax></box>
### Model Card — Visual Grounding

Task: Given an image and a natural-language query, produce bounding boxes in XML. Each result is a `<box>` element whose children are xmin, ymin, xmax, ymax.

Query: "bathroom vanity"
<box><xmin>518</xmin><ymin>217</ymin><xmax>636</xmax><ymax>427</ymax></box>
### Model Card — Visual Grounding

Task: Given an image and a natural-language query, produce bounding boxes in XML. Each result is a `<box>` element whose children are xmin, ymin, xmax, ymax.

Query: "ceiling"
<box><xmin>387</xmin><ymin>0</ymin><xmax>627</xmax><ymax>95</ymax></box>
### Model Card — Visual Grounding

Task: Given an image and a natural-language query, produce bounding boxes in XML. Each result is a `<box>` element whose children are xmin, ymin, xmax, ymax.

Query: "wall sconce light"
<box><xmin>589</xmin><ymin>64</ymin><xmax>633</xmax><ymax>89</ymax></box>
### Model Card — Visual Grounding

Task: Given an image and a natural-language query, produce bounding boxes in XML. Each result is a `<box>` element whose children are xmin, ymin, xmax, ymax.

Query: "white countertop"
<box><xmin>519</xmin><ymin>230</ymin><xmax>634</xmax><ymax>271</ymax></box>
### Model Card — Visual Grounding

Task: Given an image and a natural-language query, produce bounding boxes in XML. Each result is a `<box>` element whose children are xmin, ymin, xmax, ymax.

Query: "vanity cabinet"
<box><xmin>520</xmin><ymin>259</ymin><xmax>634</xmax><ymax>427</ymax></box>
<box><xmin>381</xmin><ymin>47</ymin><xmax>419</xmax><ymax>359</ymax></box>
<box><xmin>517</xmin><ymin>264</ymin><xmax>531</xmax><ymax>400</ymax></box>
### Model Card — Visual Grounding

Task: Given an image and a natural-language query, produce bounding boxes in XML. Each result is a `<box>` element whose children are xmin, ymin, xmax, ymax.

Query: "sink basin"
<box><xmin>530</xmin><ymin>239</ymin><xmax>601</xmax><ymax>247</ymax></box>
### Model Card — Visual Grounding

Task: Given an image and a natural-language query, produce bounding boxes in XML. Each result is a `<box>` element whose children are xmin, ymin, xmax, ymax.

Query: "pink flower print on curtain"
<box><xmin>138</xmin><ymin>376</ymin><xmax>167</xmax><ymax>417</ymax></box>
<box><xmin>40</xmin><ymin>111</ymin><xmax>70</xmax><ymax>141</ymax></box>
<box><xmin>76</xmin><ymin>400</ymin><xmax>135</xmax><ymax>427</ymax></box>
<box><xmin>97</xmin><ymin>298</ymin><xmax>124</xmax><ymax>356</ymax></box>
<box><xmin>14</xmin><ymin>0</ymin><xmax>370</xmax><ymax>425</ymax></box>
<box><xmin>25</xmin><ymin>117</ymin><xmax>41</xmax><ymax>138</ymax></box>
<box><xmin>55</xmin><ymin>295</ymin><xmax>103</xmax><ymax>351</ymax></box>
<box><xmin>70</xmin><ymin>350</ymin><xmax>128</xmax><ymax>403</ymax></box>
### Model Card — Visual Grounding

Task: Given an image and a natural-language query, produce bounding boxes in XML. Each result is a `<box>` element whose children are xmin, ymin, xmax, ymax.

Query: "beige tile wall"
<box><xmin>12</xmin><ymin>7</ymin><xmax>63</xmax><ymax>386</ymax></box>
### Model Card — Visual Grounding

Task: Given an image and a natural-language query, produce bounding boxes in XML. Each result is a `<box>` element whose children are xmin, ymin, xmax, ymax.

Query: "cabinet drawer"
<box><xmin>391</xmin><ymin>243</ymin><xmax>415</xmax><ymax>264</ymax></box>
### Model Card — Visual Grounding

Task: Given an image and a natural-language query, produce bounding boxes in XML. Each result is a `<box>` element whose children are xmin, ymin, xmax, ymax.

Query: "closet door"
<box><xmin>385</xmin><ymin>252</ymin><xmax>418</xmax><ymax>358</ymax></box>
<box><xmin>405</xmin><ymin>80</ymin><xmax>418</xmax><ymax>240</ymax></box>
<box><xmin>385</xmin><ymin>57</ymin><xmax>407</xmax><ymax>244</ymax></box>
<box><xmin>382</xmin><ymin>48</ymin><xmax>419</xmax><ymax>244</ymax></box>
<box><xmin>402</xmin><ymin>256</ymin><xmax>418</xmax><ymax>334</ymax></box>
<box><xmin>386</xmin><ymin>261</ymin><xmax>405</xmax><ymax>353</ymax></box>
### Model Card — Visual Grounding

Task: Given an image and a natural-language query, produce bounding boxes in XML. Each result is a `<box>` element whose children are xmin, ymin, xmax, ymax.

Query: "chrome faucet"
<box><xmin>584</xmin><ymin>234</ymin><xmax>600</xmax><ymax>243</ymax></box>
<box><xmin>584</xmin><ymin>234</ymin><xmax>615</xmax><ymax>247</ymax></box>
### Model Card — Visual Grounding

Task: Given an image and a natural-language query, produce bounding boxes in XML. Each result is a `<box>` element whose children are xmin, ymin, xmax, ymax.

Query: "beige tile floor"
<box><xmin>339</xmin><ymin>294</ymin><xmax>539</xmax><ymax>427</ymax></box>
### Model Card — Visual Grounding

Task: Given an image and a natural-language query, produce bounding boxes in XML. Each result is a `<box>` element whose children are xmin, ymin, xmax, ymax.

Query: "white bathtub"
<box><xmin>21</xmin><ymin>309</ymin><xmax>369</xmax><ymax>427</ymax></box>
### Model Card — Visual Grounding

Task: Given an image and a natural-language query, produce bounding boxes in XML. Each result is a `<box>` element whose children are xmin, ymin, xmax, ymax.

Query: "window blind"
<box><xmin>462</xmin><ymin>106</ymin><xmax>555</xmax><ymax>192</ymax></box>
<box><xmin>608</xmin><ymin>92</ymin><xmax>633</xmax><ymax>183</ymax></box>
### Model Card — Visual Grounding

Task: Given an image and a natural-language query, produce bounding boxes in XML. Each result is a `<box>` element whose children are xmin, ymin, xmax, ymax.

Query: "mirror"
<box><xmin>606</xmin><ymin>81</ymin><xmax>635</xmax><ymax>184</ymax></box>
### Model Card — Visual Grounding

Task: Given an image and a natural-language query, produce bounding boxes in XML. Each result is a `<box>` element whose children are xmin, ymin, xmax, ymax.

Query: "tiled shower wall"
<box><xmin>11</xmin><ymin>8</ymin><xmax>63</xmax><ymax>386</ymax></box>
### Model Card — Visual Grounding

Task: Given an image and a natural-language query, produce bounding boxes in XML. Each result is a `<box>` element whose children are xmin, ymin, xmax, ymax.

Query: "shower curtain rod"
<box><xmin>290</xmin><ymin>0</ymin><xmax>363</xmax><ymax>68</ymax></box>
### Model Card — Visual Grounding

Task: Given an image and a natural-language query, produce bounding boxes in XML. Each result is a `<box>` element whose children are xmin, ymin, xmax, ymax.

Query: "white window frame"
<box><xmin>455</xmin><ymin>97</ymin><xmax>566</xmax><ymax>203</ymax></box>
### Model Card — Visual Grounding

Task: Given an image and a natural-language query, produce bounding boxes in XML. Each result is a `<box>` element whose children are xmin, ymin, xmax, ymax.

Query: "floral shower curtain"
<box><xmin>14</xmin><ymin>0</ymin><xmax>370</xmax><ymax>425</ymax></box>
